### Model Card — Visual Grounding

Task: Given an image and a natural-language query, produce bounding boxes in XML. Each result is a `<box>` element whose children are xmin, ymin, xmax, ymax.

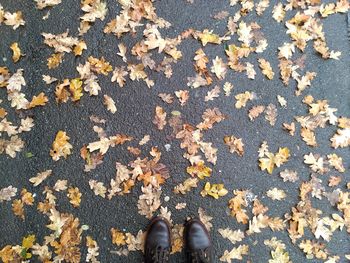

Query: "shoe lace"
<box><xmin>149</xmin><ymin>246</ymin><xmax>170</xmax><ymax>263</ymax></box>
<box><xmin>187</xmin><ymin>248</ymin><xmax>211</xmax><ymax>263</ymax></box>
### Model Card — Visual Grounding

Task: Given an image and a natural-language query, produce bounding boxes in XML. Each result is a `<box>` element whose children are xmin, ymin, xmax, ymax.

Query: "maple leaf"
<box><xmin>50</xmin><ymin>130</ymin><xmax>73</xmax><ymax>161</ymax></box>
<box><xmin>224</xmin><ymin>135</ymin><xmax>244</xmax><ymax>156</ymax></box>
<box><xmin>29</xmin><ymin>92</ymin><xmax>48</xmax><ymax>108</ymax></box>
<box><xmin>201</xmin><ymin>182</ymin><xmax>228</xmax><ymax>199</ymax></box>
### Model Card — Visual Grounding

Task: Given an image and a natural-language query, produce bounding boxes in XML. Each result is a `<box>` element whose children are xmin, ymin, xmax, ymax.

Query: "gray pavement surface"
<box><xmin>0</xmin><ymin>0</ymin><xmax>350</xmax><ymax>262</ymax></box>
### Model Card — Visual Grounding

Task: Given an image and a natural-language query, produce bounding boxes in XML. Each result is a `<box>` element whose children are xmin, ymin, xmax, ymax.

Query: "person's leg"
<box><xmin>144</xmin><ymin>217</ymin><xmax>171</xmax><ymax>263</ymax></box>
<box><xmin>184</xmin><ymin>219</ymin><xmax>212</xmax><ymax>263</ymax></box>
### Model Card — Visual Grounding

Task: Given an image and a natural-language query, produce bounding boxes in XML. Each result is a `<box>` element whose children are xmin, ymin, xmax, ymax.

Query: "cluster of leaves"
<box><xmin>1</xmin><ymin>0</ymin><xmax>350</xmax><ymax>262</ymax></box>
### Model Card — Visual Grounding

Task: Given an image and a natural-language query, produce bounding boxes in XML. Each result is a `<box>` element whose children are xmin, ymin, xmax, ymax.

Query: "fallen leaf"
<box><xmin>50</xmin><ymin>130</ymin><xmax>73</xmax><ymax>161</ymax></box>
<box><xmin>29</xmin><ymin>170</ymin><xmax>52</xmax><ymax>186</ymax></box>
<box><xmin>29</xmin><ymin>92</ymin><xmax>48</xmax><ymax>108</ymax></box>
<box><xmin>103</xmin><ymin>95</ymin><xmax>117</xmax><ymax>114</ymax></box>
<box><xmin>10</xmin><ymin>42</ymin><xmax>22</xmax><ymax>62</ymax></box>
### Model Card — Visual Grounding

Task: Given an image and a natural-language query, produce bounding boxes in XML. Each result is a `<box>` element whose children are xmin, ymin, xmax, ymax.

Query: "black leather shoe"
<box><xmin>184</xmin><ymin>218</ymin><xmax>212</xmax><ymax>263</ymax></box>
<box><xmin>144</xmin><ymin>217</ymin><xmax>171</xmax><ymax>263</ymax></box>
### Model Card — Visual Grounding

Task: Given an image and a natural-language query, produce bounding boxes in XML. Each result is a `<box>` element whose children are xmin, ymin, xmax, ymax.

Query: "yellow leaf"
<box><xmin>259</xmin><ymin>153</ymin><xmax>275</xmax><ymax>174</ymax></box>
<box><xmin>10</xmin><ymin>42</ymin><xmax>22</xmax><ymax>63</ymax></box>
<box><xmin>69</xmin><ymin>78</ymin><xmax>83</xmax><ymax>101</ymax></box>
<box><xmin>201</xmin><ymin>182</ymin><xmax>228</xmax><ymax>199</ymax></box>
<box><xmin>198</xmin><ymin>29</ymin><xmax>221</xmax><ymax>46</ymax></box>
<box><xmin>73</xmin><ymin>40</ymin><xmax>87</xmax><ymax>56</ymax></box>
<box><xmin>0</xmin><ymin>245</ymin><xmax>14</xmax><ymax>262</ymax></box>
<box><xmin>111</xmin><ymin>228</ymin><xmax>126</xmax><ymax>246</ymax></box>
<box><xmin>22</xmin><ymin>234</ymin><xmax>35</xmax><ymax>249</ymax></box>
<box><xmin>67</xmin><ymin>187</ymin><xmax>82</xmax><ymax>208</ymax></box>
<box><xmin>259</xmin><ymin>145</ymin><xmax>290</xmax><ymax>174</ymax></box>
<box><xmin>50</xmin><ymin>130</ymin><xmax>73</xmax><ymax>161</ymax></box>
<box><xmin>29</xmin><ymin>92</ymin><xmax>48</xmax><ymax>108</ymax></box>
<box><xmin>186</xmin><ymin>162</ymin><xmax>212</xmax><ymax>179</ymax></box>
<box><xmin>47</xmin><ymin>53</ymin><xmax>63</xmax><ymax>69</ymax></box>
<box><xmin>88</xmin><ymin>56</ymin><xmax>112</xmax><ymax>75</ymax></box>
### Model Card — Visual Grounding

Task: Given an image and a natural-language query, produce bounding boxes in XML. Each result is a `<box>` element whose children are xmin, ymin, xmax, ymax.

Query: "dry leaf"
<box><xmin>47</xmin><ymin>53</ymin><xmax>63</xmax><ymax>69</ymax></box>
<box><xmin>34</xmin><ymin>0</ymin><xmax>62</xmax><ymax>9</ymax></box>
<box><xmin>29</xmin><ymin>170</ymin><xmax>52</xmax><ymax>186</ymax></box>
<box><xmin>279</xmin><ymin>169</ymin><xmax>298</xmax><ymax>183</ymax></box>
<box><xmin>211</xmin><ymin>56</ymin><xmax>227</xmax><ymax>79</ymax></box>
<box><xmin>186</xmin><ymin>162</ymin><xmax>212</xmax><ymax>179</ymax></box>
<box><xmin>10</xmin><ymin>42</ymin><xmax>22</xmax><ymax>62</ymax></box>
<box><xmin>266</xmin><ymin>188</ymin><xmax>286</xmax><ymax>200</ymax></box>
<box><xmin>248</xmin><ymin>105</ymin><xmax>265</xmax><ymax>121</ymax></box>
<box><xmin>153</xmin><ymin>106</ymin><xmax>167</xmax><ymax>130</ymax></box>
<box><xmin>224</xmin><ymin>135</ymin><xmax>244</xmax><ymax>156</ymax></box>
<box><xmin>29</xmin><ymin>92</ymin><xmax>49</xmax><ymax>108</ymax></box>
<box><xmin>218</xmin><ymin>228</ymin><xmax>245</xmax><ymax>244</ymax></box>
<box><xmin>220</xmin><ymin>245</ymin><xmax>249</xmax><ymax>262</ymax></box>
<box><xmin>0</xmin><ymin>186</ymin><xmax>17</xmax><ymax>202</ymax></box>
<box><xmin>259</xmin><ymin>146</ymin><xmax>290</xmax><ymax>174</ymax></box>
<box><xmin>258</xmin><ymin>58</ymin><xmax>274</xmax><ymax>79</ymax></box>
<box><xmin>265</xmin><ymin>104</ymin><xmax>277</xmax><ymax>126</ymax></box>
<box><xmin>205</xmin><ymin>86</ymin><xmax>220</xmax><ymax>101</ymax></box>
<box><xmin>103</xmin><ymin>95</ymin><xmax>117</xmax><ymax>114</ymax></box>
<box><xmin>201</xmin><ymin>182</ymin><xmax>228</xmax><ymax>199</ymax></box>
<box><xmin>67</xmin><ymin>186</ymin><xmax>82</xmax><ymax>207</ymax></box>
<box><xmin>175</xmin><ymin>90</ymin><xmax>189</xmax><ymax>106</ymax></box>
<box><xmin>235</xmin><ymin>91</ymin><xmax>253</xmax><ymax>109</ymax></box>
<box><xmin>50</xmin><ymin>130</ymin><xmax>73</xmax><ymax>161</ymax></box>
